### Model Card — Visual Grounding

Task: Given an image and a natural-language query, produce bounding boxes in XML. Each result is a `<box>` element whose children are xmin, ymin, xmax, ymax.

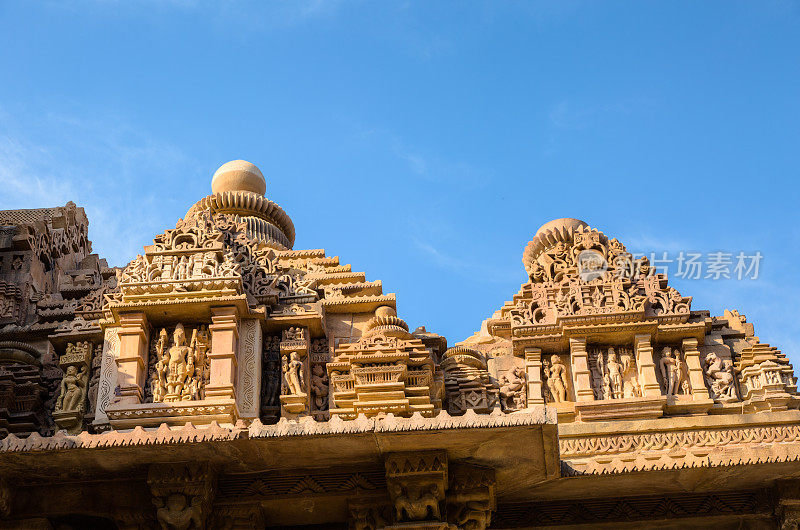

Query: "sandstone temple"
<box><xmin>0</xmin><ymin>160</ymin><xmax>797</xmax><ymax>529</ymax></box>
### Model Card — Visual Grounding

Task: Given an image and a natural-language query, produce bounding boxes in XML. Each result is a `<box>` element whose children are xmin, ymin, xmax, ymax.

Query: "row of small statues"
<box><xmin>537</xmin><ymin>347</ymin><xmax>737</xmax><ymax>404</ymax></box>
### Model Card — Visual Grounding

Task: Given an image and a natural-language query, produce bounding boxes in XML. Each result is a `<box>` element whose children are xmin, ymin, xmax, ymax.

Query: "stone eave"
<box><xmin>0</xmin><ymin>409</ymin><xmax>559</xmax><ymax>503</ymax></box>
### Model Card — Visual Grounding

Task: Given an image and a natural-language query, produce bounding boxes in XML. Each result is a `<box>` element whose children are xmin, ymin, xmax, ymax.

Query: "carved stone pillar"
<box><xmin>682</xmin><ymin>338</ymin><xmax>710</xmax><ymax>401</ymax></box>
<box><xmin>114</xmin><ymin>312</ymin><xmax>150</xmax><ymax>404</ymax></box>
<box><xmin>446</xmin><ymin>464</ymin><xmax>496</xmax><ymax>530</ymax></box>
<box><xmin>569</xmin><ymin>339</ymin><xmax>593</xmax><ymax>402</ymax></box>
<box><xmin>385</xmin><ymin>451</ymin><xmax>448</xmax><ymax>529</ymax></box>
<box><xmin>207</xmin><ymin>306</ymin><xmax>239</xmax><ymax>400</ymax></box>
<box><xmin>147</xmin><ymin>462</ymin><xmax>216</xmax><ymax>530</ymax></box>
<box><xmin>635</xmin><ymin>334</ymin><xmax>661</xmax><ymax>397</ymax></box>
<box><xmin>524</xmin><ymin>347</ymin><xmax>544</xmax><ymax>406</ymax></box>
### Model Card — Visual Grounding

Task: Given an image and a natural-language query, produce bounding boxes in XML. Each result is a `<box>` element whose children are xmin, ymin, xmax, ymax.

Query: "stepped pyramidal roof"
<box><xmin>0</xmin><ymin>160</ymin><xmax>797</xmax><ymax>529</ymax></box>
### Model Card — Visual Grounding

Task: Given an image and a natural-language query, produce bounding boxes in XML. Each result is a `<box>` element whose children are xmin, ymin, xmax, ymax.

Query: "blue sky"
<box><xmin>1</xmin><ymin>1</ymin><xmax>798</xmax><ymax>363</ymax></box>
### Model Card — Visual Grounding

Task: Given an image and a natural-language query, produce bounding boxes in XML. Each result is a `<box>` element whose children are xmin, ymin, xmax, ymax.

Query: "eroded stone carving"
<box><xmin>446</xmin><ymin>464</ymin><xmax>496</xmax><ymax>530</ymax></box>
<box><xmin>148</xmin><ymin>462</ymin><xmax>215</xmax><ymax>530</ymax></box>
<box><xmin>498</xmin><ymin>366</ymin><xmax>526</xmax><ymax>411</ymax></box>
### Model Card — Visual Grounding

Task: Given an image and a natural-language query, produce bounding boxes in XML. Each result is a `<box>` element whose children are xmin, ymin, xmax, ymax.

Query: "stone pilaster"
<box><xmin>524</xmin><ymin>347</ymin><xmax>544</xmax><ymax>406</ymax></box>
<box><xmin>682</xmin><ymin>338</ymin><xmax>710</xmax><ymax>401</ymax></box>
<box><xmin>569</xmin><ymin>338</ymin><xmax>593</xmax><ymax>402</ymax></box>
<box><xmin>635</xmin><ymin>334</ymin><xmax>661</xmax><ymax>397</ymax></box>
<box><xmin>114</xmin><ymin>312</ymin><xmax>149</xmax><ymax>404</ymax></box>
<box><xmin>207</xmin><ymin>306</ymin><xmax>239</xmax><ymax>400</ymax></box>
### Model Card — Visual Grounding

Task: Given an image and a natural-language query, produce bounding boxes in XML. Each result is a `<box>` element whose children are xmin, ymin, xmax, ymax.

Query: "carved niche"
<box><xmin>588</xmin><ymin>346</ymin><xmax>641</xmax><ymax>400</ymax></box>
<box><xmin>279</xmin><ymin>326</ymin><xmax>309</xmax><ymax>417</ymax></box>
<box><xmin>656</xmin><ymin>346</ymin><xmax>690</xmax><ymax>397</ymax></box>
<box><xmin>52</xmin><ymin>341</ymin><xmax>93</xmax><ymax>434</ymax></box>
<box><xmin>259</xmin><ymin>334</ymin><xmax>281</xmax><ymax>423</ymax></box>
<box><xmin>488</xmin><ymin>354</ymin><xmax>526</xmax><ymax>411</ymax></box>
<box><xmin>146</xmin><ymin>324</ymin><xmax>211</xmax><ymax>404</ymax></box>
<box><xmin>704</xmin><ymin>351</ymin><xmax>738</xmax><ymax>403</ymax></box>
<box><xmin>542</xmin><ymin>354</ymin><xmax>571</xmax><ymax>403</ymax></box>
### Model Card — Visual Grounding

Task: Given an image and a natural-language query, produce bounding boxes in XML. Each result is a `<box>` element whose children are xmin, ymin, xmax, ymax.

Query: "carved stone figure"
<box><xmin>620</xmin><ymin>351</ymin><xmax>641</xmax><ymax>398</ymax></box>
<box><xmin>152</xmin><ymin>324</ymin><xmax>209</xmax><ymax>403</ymax></box>
<box><xmin>155</xmin><ymin>493</ymin><xmax>203</xmax><ymax>530</ymax></box>
<box><xmin>392</xmin><ymin>482</ymin><xmax>441</xmax><ymax>522</ymax></box>
<box><xmin>659</xmin><ymin>347</ymin><xmax>688</xmax><ymax>396</ymax></box>
<box><xmin>544</xmin><ymin>354</ymin><xmax>569</xmax><ymax>403</ymax></box>
<box><xmin>590</xmin><ymin>346</ymin><xmax>639</xmax><ymax>400</ymax></box>
<box><xmin>310</xmin><ymin>363</ymin><xmax>328</xmax><ymax>409</ymax></box>
<box><xmin>283</xmin><ymin>352</ymin><xmax>305</xmax><ymax>396</ymax></box>
<box><xmin>605</xmin><ymin>348</ymin><xmax>623</xmax><ymax>399</ymax></box>
<box><xmin>499</xmin><ymin>366</ymin><xmax>526</xmax><ymax>410</ymax></box>
<box><xmin>56</xmin><ymin>365</ymin><xmax>87</xmax><ymax>412</ymax></box>
<box><xmin>705</xmin><ymin>352</ymin><xmax>737</xmax><ymax>402</ymax></box>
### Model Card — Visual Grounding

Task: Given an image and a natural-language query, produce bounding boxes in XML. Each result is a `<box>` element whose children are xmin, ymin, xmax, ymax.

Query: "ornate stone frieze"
<box><xmin>490</xmin><ymin>489</ymin><xmax>773</xmax><ymax>528</ymax></box>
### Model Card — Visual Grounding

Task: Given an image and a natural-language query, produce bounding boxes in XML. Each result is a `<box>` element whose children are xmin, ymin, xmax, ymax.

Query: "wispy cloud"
<box><xmin>0</xmin><ymin>106</ymin><xmax>195</xmax><ymax>267</ymax></box>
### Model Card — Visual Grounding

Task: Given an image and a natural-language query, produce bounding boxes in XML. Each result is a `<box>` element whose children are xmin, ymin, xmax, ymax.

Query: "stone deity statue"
<box><xmin>56</xmin><ymin>365</ymin><xmax>88</xmax><ymax>412</ymax></box>
<box><xmin>283</xmin><ymin>352</ymin><xmax>305</xmax><ymax>396</ymax></box>
<box><xmin>544</xmin><ymin>355</ymin><xmax>569</xmax><ymax>403</ymax></box>
<box><xmin>659</xmin><ymin>347</ymin><xmax>688</xmax><ymax>395</ymax></box>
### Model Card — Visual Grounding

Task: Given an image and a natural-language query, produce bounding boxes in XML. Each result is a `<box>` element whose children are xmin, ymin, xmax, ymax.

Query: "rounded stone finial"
<box><xmin>374</xmin><ymin>305</ymin><xmax>397</xmax><ymax>318</ymax></box>
<box><xmin>535</xmin><ymin>218</ymin><xmax>588</xmax><ymax>237</ymax></box>
<box><xmin>211</xmin><ymin>160</ymin><xmax>266</xmax><ymax>196</ymax></box>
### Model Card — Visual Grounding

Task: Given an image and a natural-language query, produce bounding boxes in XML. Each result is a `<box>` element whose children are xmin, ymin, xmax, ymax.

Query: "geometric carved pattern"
<box><xmin>217</xmin><ymin>469</ymin><xmax>386</xmax><ymax>499</ymax></box>
<box><xmin>560</xmin><ymin>424</ymin><xmax>800</xmax><ymax>457</ymax></box>
<box><xmin>490</xmin><ymin>490</ymin><xmax>774</xmax><ymax>527</ymax></box>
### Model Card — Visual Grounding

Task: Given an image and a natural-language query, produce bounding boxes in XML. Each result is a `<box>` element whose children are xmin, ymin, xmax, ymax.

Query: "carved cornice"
<box><xmin>561</xmin><ymin>423</ymin><xmax>800</xmax><ymax>458</ymax></box>
<box><xmin>0</xmin><ymin>410</ymin><xmax>553</xmax><ymax>453</ymax></box>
